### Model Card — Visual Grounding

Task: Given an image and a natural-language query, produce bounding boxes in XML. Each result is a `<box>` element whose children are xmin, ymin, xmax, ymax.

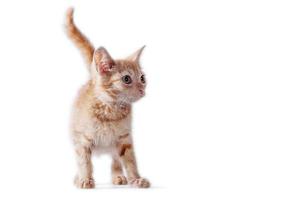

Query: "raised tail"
<box><xmin>65</xmin><ymin>8</ymin><xmax>95</xmax><ymax>69</ymax></box>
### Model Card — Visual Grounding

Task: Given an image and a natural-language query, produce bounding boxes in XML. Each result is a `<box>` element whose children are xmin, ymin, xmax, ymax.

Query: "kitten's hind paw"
<box><xmin>74</xmin><ymin>176</ymin><xmax>95</xmax><ymax>189</ymax></box>
<box><xmin>129</xmin><ymin>178</ymin><xmax>150</xmax><ymax>188</ymax></box>
<box><xmin>112</xmin><ymin>175</ymin><xmax>128</xmax><ymax>185</ymax></box>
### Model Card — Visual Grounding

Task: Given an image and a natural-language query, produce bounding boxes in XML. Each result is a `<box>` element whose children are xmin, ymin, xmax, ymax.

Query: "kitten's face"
<box><xmin>93</xmin><ymin>47</ymin><xmax>146</xmax><ymax>104</ymax></box>
<box><xmin>106</xmin><ymin>60</ymin><xmax>146</xmax><ymax>103</ymax></box>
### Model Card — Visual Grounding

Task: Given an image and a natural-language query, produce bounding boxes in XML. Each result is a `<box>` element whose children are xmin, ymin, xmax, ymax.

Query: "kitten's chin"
<box><xmin>118</xmin><ymin>95</ymin><xmax>144</xmax><ymax>104</ymax></box>
<box><xmin>131</xmin><ymin>97</ymin><xmax>144</xmax><ymax>103</ymax></box>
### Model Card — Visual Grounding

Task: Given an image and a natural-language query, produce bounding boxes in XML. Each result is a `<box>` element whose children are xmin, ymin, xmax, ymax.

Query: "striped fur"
<box><xmin>65</xmin><ymin>8</ymin><xmax>95</xmax><ymax>69</ymax></box>
<box><xmin>66</xmin><ymin>8</ymin><xmax>150</xmax><ymax>189</ymax></box>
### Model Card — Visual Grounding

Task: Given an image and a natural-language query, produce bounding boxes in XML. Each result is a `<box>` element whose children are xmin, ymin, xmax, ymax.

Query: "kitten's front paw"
<box><xmin>129</xmin><ymin>178</ymin><xmax>150</xmax><ymax>188</ymax></box>
<box><xmin>74</xmin><ymin>176</ymin><xmax>95</xmax><ymax>189</ymax></box>
<box><xmin>112</xmin><ymin>175</ymin><xmax>128</xmax><ymax>185</ymax></box>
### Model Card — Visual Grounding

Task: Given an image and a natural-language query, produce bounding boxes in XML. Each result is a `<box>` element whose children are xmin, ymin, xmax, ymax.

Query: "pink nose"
<box><xmin>139</xmin><ymin>89</ymin><xmax>144</xmax><ymax>95</ymax></box>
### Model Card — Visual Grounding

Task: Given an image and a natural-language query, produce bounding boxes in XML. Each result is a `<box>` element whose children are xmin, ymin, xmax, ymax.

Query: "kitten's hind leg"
<box><xmin>117</xmin><ymin>143</ymin><xmax>150</xmax><ymax>188</ymax></box>
<box><xmin>111</xmin><ymin>158</ymin><xmax>128</xmax><ymax>185</ymax></box>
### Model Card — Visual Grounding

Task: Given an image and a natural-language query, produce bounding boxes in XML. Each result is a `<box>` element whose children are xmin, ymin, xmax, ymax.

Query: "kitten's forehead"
<box><xmin>115</xmin><ymin>60</ymin><xmax>142</xmax><ymax>75</ymax></box>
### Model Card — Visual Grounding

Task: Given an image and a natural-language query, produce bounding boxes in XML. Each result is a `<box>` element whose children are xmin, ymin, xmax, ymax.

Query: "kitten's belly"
<box><xmin>92</xmin><ymin>117</ymin><xmax>131</xmax><ymax>148</ymax></box>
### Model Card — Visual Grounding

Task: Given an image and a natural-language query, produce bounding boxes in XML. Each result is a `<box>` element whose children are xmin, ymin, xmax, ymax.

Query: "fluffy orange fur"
<box><xmin>65</xmin><ymin>8</ymin><xmax>94</xmax><ymax>69</ymax></box>
<box><xmin>65</xmin><ymin>8</ymin><xmax>150</xmax><ymax>189</ymax></box>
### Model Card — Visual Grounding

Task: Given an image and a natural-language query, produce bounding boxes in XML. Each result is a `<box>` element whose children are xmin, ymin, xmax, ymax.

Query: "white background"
<box><xmin>0</xmin><ymin>0</ymin><xmax>299</xmax><ymax>199</ymax></box>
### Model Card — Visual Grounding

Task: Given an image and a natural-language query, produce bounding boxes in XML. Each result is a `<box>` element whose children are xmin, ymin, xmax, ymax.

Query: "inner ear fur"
<box><xmin>94</xmin><ymin>47</ymin><xmax>115</xmax><ymax>74</ymax></box>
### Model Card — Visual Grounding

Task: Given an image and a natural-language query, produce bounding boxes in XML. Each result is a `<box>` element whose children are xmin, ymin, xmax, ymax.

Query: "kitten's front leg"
<box><xmin>74</xmin><ymin>145</ymin><xmax>95</xmax><ymax>189</ymax></box>
<box><xmin>117</xmin><ymin>138</ymin><xmax>150</xmax><ymax>188</ymax></box>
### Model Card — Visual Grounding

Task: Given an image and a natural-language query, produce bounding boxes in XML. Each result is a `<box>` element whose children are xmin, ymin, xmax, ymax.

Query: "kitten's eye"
<box><xmin>122</xmin><ymin>75</ymin><xmax>132</xmax><ymax>84</ymax></box>
<box><xmin>140</xmin><ymin>75</ymin><xmax>146</xmax><ymax>84</ymax></box>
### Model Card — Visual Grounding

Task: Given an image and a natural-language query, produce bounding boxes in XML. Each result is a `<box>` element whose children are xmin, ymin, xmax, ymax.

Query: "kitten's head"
<box><xmin>91</xmin><ymin>46</ymin><xmax>146</xmax><ymax>104</ymax></box>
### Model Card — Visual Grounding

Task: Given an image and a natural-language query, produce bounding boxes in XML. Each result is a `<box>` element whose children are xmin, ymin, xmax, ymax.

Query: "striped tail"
<box><xmin>65</xmin><ymin>8</ymin><xmax>95</xmax><ymax>70</ymax></box>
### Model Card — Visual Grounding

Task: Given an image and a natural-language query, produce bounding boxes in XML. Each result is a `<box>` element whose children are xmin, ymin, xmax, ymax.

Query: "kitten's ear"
<box><xmin>126</xmin><ymin>45</ymin><xmax>146</xmax><ymax>63</ymax></box>
<box><xmin>93</xmin><ymin>47</ymin><xmax>115</xmax><ymax>74</ymax></box>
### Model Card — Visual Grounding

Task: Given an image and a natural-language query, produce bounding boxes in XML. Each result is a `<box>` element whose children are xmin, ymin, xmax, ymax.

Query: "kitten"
<box><xmin>65</xmin><ymin>8</ymin><xmax>150</xmax><ymax>188</ymax></box>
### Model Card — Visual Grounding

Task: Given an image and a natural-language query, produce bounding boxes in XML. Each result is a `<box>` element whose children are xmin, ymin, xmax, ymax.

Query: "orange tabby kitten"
<box><xmin>65</xmin><ymin>8</ymin><xmax>150</xmax><ymax>189</ymax></box>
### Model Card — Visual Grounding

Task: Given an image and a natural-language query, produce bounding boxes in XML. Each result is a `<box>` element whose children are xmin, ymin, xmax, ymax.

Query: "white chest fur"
<box><xmin>92</xmin><ymin>115</ymin><xmax>131</xmax><ymax>147</ymax></box>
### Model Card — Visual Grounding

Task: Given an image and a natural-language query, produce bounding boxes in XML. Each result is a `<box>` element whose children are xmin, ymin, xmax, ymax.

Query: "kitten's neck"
<box><xmin>86</xmin><ymin>80</ymin><xmax>132</xmax><ymax>122</ymax></box>
<box><xmin>94</xmin><ymin>91</ymin><xmax>131</xmax><ymax>110</ymax></box>
<box><xmin>95</xmin><ymin>98</ymin><xmax>131</xmax><ymax>110</ymax></box>
<box><xmin>90</xmin><ymin>80</ymin><xmax>131</xmax><ymax>109</ymax></box>
<box><xmin>91</xmin><ymin>98</ymin><xmax>131</xmax><ymax>122</ymax></box>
